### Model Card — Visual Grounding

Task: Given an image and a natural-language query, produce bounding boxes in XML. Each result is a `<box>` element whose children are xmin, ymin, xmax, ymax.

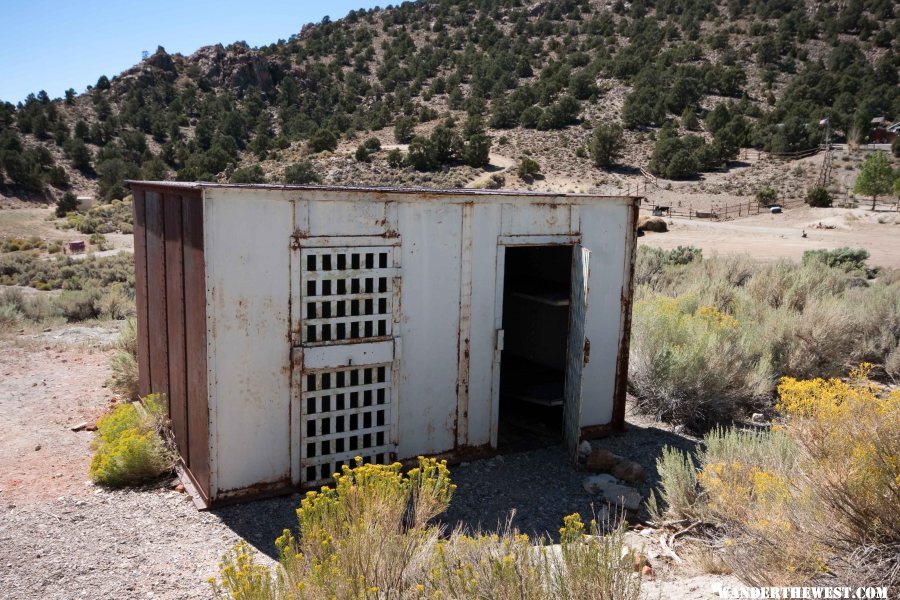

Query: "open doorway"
<box><xmin>497</xmin><ymin>245</ymin><xmax>573</xmax><ymax>452</ymax></box>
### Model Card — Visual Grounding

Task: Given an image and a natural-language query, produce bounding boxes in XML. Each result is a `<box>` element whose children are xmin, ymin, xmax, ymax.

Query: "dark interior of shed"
<box><xmin>497</xmin><ymin>245</ymin><xmax>573</xmax><ymax>452</ymax></box>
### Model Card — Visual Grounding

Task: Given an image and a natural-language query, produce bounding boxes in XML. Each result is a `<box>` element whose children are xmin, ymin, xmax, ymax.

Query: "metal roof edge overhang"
<box><xmin>125</xmin><ymin>180</ymin><xmax>642</xmax><ymax>204</ymax></box>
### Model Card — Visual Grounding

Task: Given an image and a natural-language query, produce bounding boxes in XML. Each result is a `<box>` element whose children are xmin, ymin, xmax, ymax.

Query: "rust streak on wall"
<box><xmin>145</xmin><ymin>191</ymin><xmax>170</xmax><ymax>398</ymax></box>
<box><xmin>164</xmin><ymin>194</ymin><xmax>189</xmax><ymax>458</ymax></box>
<box><xmin>133</xmin><ymin>190</ymin><xmax>151</xmax><ymax>398</ymax></box>
<box><xmin>183</xmin><ymin>192</ymin><xmax>210</xmax><ymax>497</ymax></box>
<box><xmin>611</xmin><ymin>198</ymin><xmax>640</xmax><ymax>430</ymax></box>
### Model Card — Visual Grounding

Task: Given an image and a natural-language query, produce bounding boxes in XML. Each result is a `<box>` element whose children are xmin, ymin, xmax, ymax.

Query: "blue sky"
<box><xmin>0</xmin><ymin>0</ymin><xmax>384</xmax><ymax>104</ymax></box>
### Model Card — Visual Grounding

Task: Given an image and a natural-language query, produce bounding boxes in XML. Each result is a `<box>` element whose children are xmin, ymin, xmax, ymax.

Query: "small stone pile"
<box><xmin>578</xmin><ymin>442</ymin><xmax>647</xmax><ymax>511</ymax></box>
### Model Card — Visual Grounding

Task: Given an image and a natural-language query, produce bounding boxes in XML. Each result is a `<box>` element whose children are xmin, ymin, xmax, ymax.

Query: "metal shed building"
<box><xmin>128</xmin><ymin>182</ymin><xmax>639</xmax><ymax>508</ymax></box>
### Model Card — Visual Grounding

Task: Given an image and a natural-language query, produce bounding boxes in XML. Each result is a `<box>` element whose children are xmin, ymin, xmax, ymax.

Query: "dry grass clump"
<box><xmin>649</xmin><ymin>367</ymin><xmax>900</xmax><ymax>588</ymax></box>
<box><xmin>630</xmin><ymin>247</ymin><xmax>900</xmax><ymax>425</ymax></box>
<box><xmin>211</xmin><ymin>458</ymin><xmax>643</xmax><ymax>600</ymax></box>
<box><xmin>0</xmin><ymin>284</ymin><xmax>135</xmax><ymax>330</ymax></box>
<box><xmin>89</xmin><ymin>394</ymin><xmax>175</xmax><ymax>487</ymax></box>
<box><xmin>59</xmin><ymin>197</ymin><xmax>134</xmax><ymax>235</ymax></box>
<box><xmin>108</xmin><ymin>318</ymin><xmax>139</xmax><ymax>399</ymax></box>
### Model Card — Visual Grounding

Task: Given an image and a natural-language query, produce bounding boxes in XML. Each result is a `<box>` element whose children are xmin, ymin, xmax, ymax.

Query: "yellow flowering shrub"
<box><xmin>88</xmin><ymin>394</ymin><xmax>174</xmax><ymax>487</ymax></box>
<box><xmin>652</xmin><ymin>368</ymin><xmax>900</xmax><ymax>587</ymax></box>
<box><xmin>777</xmin><ymin>366</ymin><xmax>900</xmax><ymax>545</ymax></box>
<box><xmin>211</xmin><ymin>458</ymin><xmax>642</xmax><ymax>600</ymax></box>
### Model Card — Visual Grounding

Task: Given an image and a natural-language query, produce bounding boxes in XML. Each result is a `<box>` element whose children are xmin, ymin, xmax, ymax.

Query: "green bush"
<box><xmin>89</xmin><ymin>394</ymin><xmax>174</xmax><ymax>487</ymax></box>
<box><xmin>589</xmin><ymin>123</ymin><xmax>625</xmax><ymax>168</ymax></box>
<box><xmin>756</xmin><ymin>187</ymin><xmax>778</xmax><ymax>206</ymax></box>
<box><xmin>805</xmin><ymin>186</ymin><xmax>832</xmax><ymax>208</ymax></box>
<box><xmin>308</xmin><ymin>128</ymin><xmax>337</xmax><ymax>153</ymax></box>
<box><xmin>0</xmin><ymin>252</ymin><xmax>133</xmax><ymax>292</ymax></box>
<box><xmin>651</xmin><ymin>373</ymin><xmax>899</xmax><ymax>588</ymax></box>
<box><xmin>802</xmin><ymin>247</ymin><xmax>869</xmax><ymax>272</ymax></box>
<box><xmin>62</xmin><ymin>197</ymin><xmax>133</xmax><ymax>235</ymax></box>
<box><xmin>55</xmin><ymin>288</ymin><xmax>102</xmax><ymax>322</ymax></box>
<box><xmin>56</xmin><ymin>191</ymin><xmax>79</xmax><ymax>217</ymax></box>
<box><xmin>629</xmin><ymin>294</ymin><xmax>761</xmax><ymax>426</ymax></box>
<box><xmin>230</xmin><ymin>164</ymin><xmax>266</xmax><ymax>184</ymax></box>
<box><xmin>517</xmin><ymin>157</ymin><xmax>540</xmax><ymax>180</ymax></box>
<box><xmin>283</xmin><ymin>161</ymin><xmax>320</xmax><ymax>184</ymax></box>
<box><xmin>393</xmin><ymin>117</ymin><xmax>416</xmax><ymax>144</ymax></box>
<box><xmin>354</xmin><ymin>143</ymin><xmax>372</xmax><ymax>162</ymax></box>
<box><xmin>0</xmin><ymin>303</ymin><xmax>21</xmax><ymax>332</ymax></box>
<box><xmin>386</xmin><ymin>148</ymin><xmax>404</xmax><ymax>168</ymax></box>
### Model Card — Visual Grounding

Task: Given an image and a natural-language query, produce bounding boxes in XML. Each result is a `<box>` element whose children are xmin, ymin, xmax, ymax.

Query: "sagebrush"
<box><xmin>630</xmin><ymin>247</ymin><xmax>900</xmax><ymax>426</ymax></box>
<box><xmin>650</xmin><ymin>367</ymin><xmax>900</xmax><ymax>588</ymax></box>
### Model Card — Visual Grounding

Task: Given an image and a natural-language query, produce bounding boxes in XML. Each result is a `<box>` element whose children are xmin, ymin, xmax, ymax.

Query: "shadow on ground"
<box><xmin>214</xmin><ymin>495</ymin><xmax>300</xmax><ymax>560</ymax></box>
<box><xmin>440</xmin><ymin>419</ymin><xmax>699</xmax><ymax>540</ymax></box>
<box><xmin>213</xmin><ymin>418</ymin><xmax>700</xmax><ymax>557</ymax></box>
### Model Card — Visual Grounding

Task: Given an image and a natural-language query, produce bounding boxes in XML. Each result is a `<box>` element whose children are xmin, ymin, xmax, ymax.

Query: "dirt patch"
<box><xmin>640</xmin><ymin>205</ymin><xmax>900</xmax><ymax>269</ymax></box>
<box><xmin>0</xmin><ymin>339</ymin><xmax>114</xmax><ymax>504</ymax></box>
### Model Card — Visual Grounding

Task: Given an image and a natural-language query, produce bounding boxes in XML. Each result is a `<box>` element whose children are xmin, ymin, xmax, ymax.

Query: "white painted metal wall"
<box><xmin>201</xmin><ymin>186</ymin><xmax>635</xmax><ymax>500</ymax></box>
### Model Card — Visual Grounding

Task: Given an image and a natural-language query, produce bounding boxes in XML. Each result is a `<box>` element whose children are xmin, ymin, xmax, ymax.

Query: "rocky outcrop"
<box><xmin>188</xmin><ymin>43</ymin><xmax>277</xmax><ymax>93</ymax></box>
<box><xmin>145</xmin><ymin>46</ymin><xmax>177</xmax><ymax>74</ymax></box>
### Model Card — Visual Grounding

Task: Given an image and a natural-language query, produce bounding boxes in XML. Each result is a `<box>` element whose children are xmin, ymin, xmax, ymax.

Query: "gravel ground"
<box><xmin>1</xmin><ymin>331</ymin><xmax>714</xmax><ymax>599</ymax></box>
<box><xmin>0</xmin><ymin>434</ymin><xmax>703</xmax><ymax>600</ymax></box>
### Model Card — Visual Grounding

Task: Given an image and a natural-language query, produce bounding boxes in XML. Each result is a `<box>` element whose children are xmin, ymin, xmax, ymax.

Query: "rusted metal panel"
<box><xmin>164</xmin><ymin>194</ymin><xmax>188</xmax><ymax>457</ymax></box>
<box><xmin>132</xmin><ymin>189</ymin><xmax>151</xmax><ymax>398</ymax></box>
<box><xmin>145</xmin><ymin>190</ymin><xmax>169</xmax><ymax>397</ymax></box>
<box><xmin>611</xmin><ymin>199</ymin><xmax>640</xmax><ymax>430</ymax></box>
<box><xmin>501</xmin><ymin>203</ymin><xmax>573</xmax><ymax>235</ymax></box>
<box><xmin>183</xmin><ymin>192</ymin><xmax>210</xmax><ymax>496</ymax></box>
<box><xmin>307</xmin><ymin>199</ymin><xmax>395</xmax><ymax>237</ymax></box>
<box><xmin>396</xmin><ymin>202</ymin><xmax>462</xmax><ymax>457</ymax></box>
<box><xmin>465</xmin><ymin>203</ymin><xmax>500</xmax><ymax>447</ymax></box>
<box><xmin>125</xmin><ymin>180</ymin><xmax>636</xmax><ymax>204</ymax></box>
<box><xmin>563</xmin><ymin>245</ymin><xmax>591</xmax><ymax>458</ymax></box>
<box><xmin>455</xmin><ymin>203</ymin><xmax>474</xmax><ymax>447</ymax></box>
<box><xmin>203</xmin><ymin>188</ymin><xmax>293</xmax><ymax>494</ymax></box>
<box><xmin>577</xmin><ymin>199</ymin><xmax>635</xmax><ymax>427</ymax></box>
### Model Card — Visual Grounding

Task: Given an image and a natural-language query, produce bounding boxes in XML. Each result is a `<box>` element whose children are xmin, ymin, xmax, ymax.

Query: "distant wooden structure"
<box><xmin>67</xmin><ymin>241</ymin><xmax>85</xmax><ymax>253</ymax></box>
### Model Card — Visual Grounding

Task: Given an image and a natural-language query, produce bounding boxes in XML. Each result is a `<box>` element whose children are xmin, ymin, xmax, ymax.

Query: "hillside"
<box><xmin>0</xmin><ymin>0</ymin><xmax>897</xmax><ymax>207</ymax></box>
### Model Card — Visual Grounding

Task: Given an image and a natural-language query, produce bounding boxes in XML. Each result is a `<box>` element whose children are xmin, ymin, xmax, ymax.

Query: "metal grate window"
<box><xmin>301</xmin><ymin>362</ymin><xmax>394</xmax><ymax>485</ymax></box>
<box><xmin>300</xmin><ymin>247</ymin><xmax>397</xmax><ymax>344</ymax></box>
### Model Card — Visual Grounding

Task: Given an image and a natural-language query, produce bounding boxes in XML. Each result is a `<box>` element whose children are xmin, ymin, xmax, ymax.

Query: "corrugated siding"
<box><xmin>133</xmin><ymin>186</ymin><xmax>209</xmax><ymax>500</ymax></box>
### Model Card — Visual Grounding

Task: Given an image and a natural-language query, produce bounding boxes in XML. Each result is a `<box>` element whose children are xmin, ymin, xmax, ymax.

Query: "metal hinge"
<box><xmin>495</xmin><ymin>329</ymin><xmax>505</xmax><ymax>352</ymax></box>
<box><xmin>583</xmin><ymin>338</ymin><xmax>591</xmax><ymax>365</ymax></box>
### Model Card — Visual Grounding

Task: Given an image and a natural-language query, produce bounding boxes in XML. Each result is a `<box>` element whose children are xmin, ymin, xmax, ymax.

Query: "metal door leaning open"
<box><xmin>563</xmin><ymin>244</ymin><xmax>591</xmax><ymax>459</ymax></box>
<box><xmin>292</xmin><ymin>242</ymin><xmax>402</xmax><ymax>486</ymax></box>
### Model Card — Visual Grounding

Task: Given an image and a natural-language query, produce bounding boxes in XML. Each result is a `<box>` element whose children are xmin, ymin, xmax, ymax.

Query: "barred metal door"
<box><xmin>294</xmin><ymin>244</ymin><xmax>401</xmax><ymax>486</ymax></box>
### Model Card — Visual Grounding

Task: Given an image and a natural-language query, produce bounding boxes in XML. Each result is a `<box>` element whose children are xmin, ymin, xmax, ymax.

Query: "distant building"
<box><xmin>869</xmin><ymin>117</ymin><xmax>897</xmax><ymax>143</ymax></box>
<box><xmin>76</xmin><ymin>196</ymin><xmax>94</xmax><ymax>211</ymax></box>
<box><xmin>67</xmin><ymin>241</ymin><xmax>86</xmax><ymax>253</ymax></box>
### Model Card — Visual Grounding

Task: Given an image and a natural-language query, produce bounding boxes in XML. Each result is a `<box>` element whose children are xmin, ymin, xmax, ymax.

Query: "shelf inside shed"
<box><xmin>511</xmin><ymin>286</ymin><xmax>570</xmax><ymax>307</ymax></box>
<box><xmin>502</xmin><ymin>356</ymin><xmax>565</xmax><ymax>407</ymax></box>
